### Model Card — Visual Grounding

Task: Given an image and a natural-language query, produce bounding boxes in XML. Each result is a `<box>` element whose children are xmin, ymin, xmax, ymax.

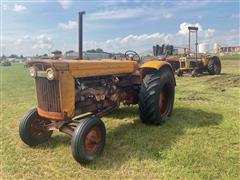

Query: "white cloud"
<box><xmin>89</xmin><ymin>8</ymin><xmax>145</xmax><ymax>20</ymax></box>
<box><xmin>231</xmin><ymin>14</ymin><xmax>240</xmax><ymax>19</ymax></box>
<box><xmin>0</xmin><ymin>43</ymin><xmax>6</xmax><ymax>48</ymax></box>
<box><xmin>4</xmin><ymin>34</ymin><xmax>54</xmax><ymax>55</ymax></box>
<box><xmin>33</xmin><ymin>34</ymin><xmax>54</xmax><ymax>50</ymax></box>
<box><xmin>177</xmin><ymin>22</ymin><xmax>203</xmax><ymax>35</ymax></box>
<box><xmin>2</xmin><ymin>4</ymin><xmax>8</xmax><ymax>11</ymax></box>
<box><xmin>23</xmin><ymin>35</ymin><xmax>31</xmax><ymax>40</ymax></box>
<box><xmin>59</xmin><ymin>20</ymin><xmax>77</xmax><ymax>30</ymax></box>
<box><xmin>198</xmin><ymin>15</ymin><xmax>203</xmax><ymax>19</ymax></box>
<box><xmin>12</xmin><ymin>34</ymin><xmax>53</xmax><ymax>50</ymax></box>
<box><xmin>84</xmin><ymin>22</ymin><xmax>219</xmax><ymax>53</ymax></box>
<box><xmin>13</xmin><ymin>4</ymin><xmax>26</xmax><ymax>12</ymax></box>
<box><xmin>162</xmin><ymin>12</ymin><xmax>173</xmax><ymax>19</ymax></box>
<box><xmin>84</xmin><ymin>33</ymin><xmax>168</xmax><ymax>53</ymax></box>
<box><xmin>177</xmin><ymin>22</ymin><xmax>216</xmax><ymax>41</ymax></box>
<box><xmin>59</xmin><ymin>0</ymin><xmax>72</xmax><ymax>9</ymax></box>
<box><xmin>14</xmin><ymin>39</ymin><xmax>23</xmax><ymax>46</ymax></box>
<box><xmin>4</xmin><ymin>22</ymin><xmax>238</xmax><ymax>56</ymax></box>
<box><xmin>88</xmin><ymin>7</ymin><xmax>175</xmax><ymax>21</ymax></box>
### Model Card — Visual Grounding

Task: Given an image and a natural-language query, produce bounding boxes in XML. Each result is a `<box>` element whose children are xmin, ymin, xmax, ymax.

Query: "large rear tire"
<box><xmin>208</xmin><ymin>56</ymin><xmax>221</xmax><ymax>75</ymax></box>
<box><xmin>139</xmin><ymin>67</ymin><xmax>175</xmax><ymax>125</ymax></box>
<box><xmin>19</xmin><ymin>108</ymin><xmax>52</xmax><ymax>146</ymax></box>
<box><xmin>71</xmin><ymin>117</ymin><xmax>106</xmax><ymax>164</ymax></box>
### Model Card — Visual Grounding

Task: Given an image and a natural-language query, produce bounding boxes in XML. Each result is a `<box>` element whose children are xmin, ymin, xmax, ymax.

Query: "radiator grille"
<box><xmin>35</xmin><ymin>77</ymin><xmax>61</xmax><ymax>112</ymax></box>
<box><xmin>181</xmin><ymin>62</ymin><xmax>185</xmax><ymax>67</ymax></box>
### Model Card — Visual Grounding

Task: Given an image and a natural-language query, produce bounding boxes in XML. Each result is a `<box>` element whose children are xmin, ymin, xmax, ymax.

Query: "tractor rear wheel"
<box><xmin>19</xmin><ymin>108</ymin><xmax>52</xmax><ymax>146</ymax></box>
<box><xmin>208</xmin><ymin>56</ymin><xmax>221</xmax><ymax>75</ymax></box>
<box><xmin>139</xmin><ymin>67</ymin><xmax>175</xmax><ymax>125</ymax></box>
<box><xmin>71</xmin><ymin>117</ymin><xmax>106</xmax><ymax>164</ymax></box>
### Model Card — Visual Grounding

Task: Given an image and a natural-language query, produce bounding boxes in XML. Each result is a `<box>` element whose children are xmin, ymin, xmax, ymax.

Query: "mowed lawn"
<box><xmin>1</xmin><ymin>60</ymin><xmax>239</xmax><ymax>179</ymax></box>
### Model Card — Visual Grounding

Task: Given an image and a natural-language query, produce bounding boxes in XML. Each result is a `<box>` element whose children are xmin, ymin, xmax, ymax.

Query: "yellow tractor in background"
<box><xmin>153</xmin><ymin>26</ymin><xmax>221</xmax><ymax>77</ymax></box>
<box><xmin>19</xmin><ymin>12</ymin><xmax>176</xmax><ymax>164</ymax></box>
<box><xmin>176</xmin><ymin>26</ymin><xmax>221</xmax><ymax>76</ymax></box>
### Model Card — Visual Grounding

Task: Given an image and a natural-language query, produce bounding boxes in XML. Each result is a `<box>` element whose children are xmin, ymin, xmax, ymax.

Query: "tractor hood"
<box><xmin>26</xmin><ymin>59</ymin><xmax>138</xmax><ymax>78</ymax></box>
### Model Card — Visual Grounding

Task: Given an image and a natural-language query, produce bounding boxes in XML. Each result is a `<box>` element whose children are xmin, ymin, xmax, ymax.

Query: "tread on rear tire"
<box><xmin>139</xmin><ymin>67</ymin><xmax>175</xmax><ymax>125</ymax></box>
<box><xmin>208</xmin><ymin>56</ymin><xmax>221</xmax><ymax>75</ymax></box>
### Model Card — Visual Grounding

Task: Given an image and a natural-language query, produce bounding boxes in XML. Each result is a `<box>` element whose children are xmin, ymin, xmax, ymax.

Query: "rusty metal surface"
<box><xmin>27</xmin><ymin>59</ymin><xmax>159</xmax><ymax>122</ymax></box>
<box><xmin>84</xmin><ymin>127</ymin><xmax>101</xmax><ymax>155</ymax></box>
<box><xmin>74</xmin><ymin>75</ymin><xmax>139</xmax><ymax>117</ymax></box>
<box><xmin>35</xmin><ymin>77</ymin><xmax>61</xmax><ymax>112</ymax></box>
<box><xmin>37</xmin><ymin>107</ymin><xmax>65</xmax><ymax>120</ymax></box>
<box><xmin>34</xmin><ymin>63</ymin><xmax>51</xmax><ymax>71</ymax></box>
<box><xmin>27</xmin><ymin>59</ymin><xmax>138</xmax><ymax>77</ymax></box>
<box><xmin>165</xmin><ymin>55</ymin><xmax>181</xmax><ymax>62</ymax></box>
<box><xmin>59</xmin><ymin>124</ymin><xmax>74</xmax><ymax>136</ymax></box>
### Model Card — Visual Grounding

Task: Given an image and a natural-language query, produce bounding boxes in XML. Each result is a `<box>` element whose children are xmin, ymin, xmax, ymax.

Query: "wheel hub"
<box><xmin>159</xmin><ymin>91</ymin><xmax>167</xmax><ymax>115</ymax></box>
<box><xmin>29</xmin><ymin>118</ymin><xmax>48</xmax><ymax>137</ymax></box>
<box><xmin>84</xmin><ymin>127</ymin><xmax>101</xmax><ymax>155</ymax></box>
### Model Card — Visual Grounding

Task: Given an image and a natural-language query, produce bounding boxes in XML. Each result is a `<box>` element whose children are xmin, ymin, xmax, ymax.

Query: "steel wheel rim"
<box><xmin>84</xmin><ymin>127</ymin><xmax>101</xmax><ymax>155</ymax></box>
<box><xmin>29</xmin><ymin>118</ymin><xmax>48</xmax><ymax>138</ymax></box>
<box><xmin>159</xmin><ymin>90</ymin><xmax>168</xmax><ymax>115</ymax></box>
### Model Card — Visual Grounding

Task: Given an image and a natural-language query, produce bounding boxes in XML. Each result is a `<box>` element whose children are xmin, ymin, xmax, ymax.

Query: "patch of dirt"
<box><xmin>206</xmin><ymin>74</ymin><xmax>240</xmax><ymax>90</ymax></box>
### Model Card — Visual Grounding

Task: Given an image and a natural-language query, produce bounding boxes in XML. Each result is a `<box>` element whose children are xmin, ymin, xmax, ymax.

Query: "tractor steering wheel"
<box><xmin>125</xmin><ymin>50</ymin><xmax>141</xmax><ymax>62</ymax></box>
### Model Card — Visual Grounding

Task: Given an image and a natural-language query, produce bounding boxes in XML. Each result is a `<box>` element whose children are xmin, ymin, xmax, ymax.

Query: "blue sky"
<box><xmin>1</xmin><ymin>0</ymin><xmax>239</xmax><ymax>56</ymax></box>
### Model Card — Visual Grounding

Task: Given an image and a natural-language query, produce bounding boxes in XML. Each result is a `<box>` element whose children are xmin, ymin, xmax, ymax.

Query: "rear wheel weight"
<box><xmin>139</xmin><ymin>67</ymin><xmax>175</xmax><ymax>125</ymax></box>
<box><xmin>71</xmin><ymin>117</ymin><xmax>106</xmax><ymax>164</ymax></box>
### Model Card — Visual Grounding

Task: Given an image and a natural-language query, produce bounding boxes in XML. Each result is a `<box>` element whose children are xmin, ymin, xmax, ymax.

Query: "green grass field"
<box><xmin>1</xmin><ymin>60</ymin><xmax>240</xmax><ymax>179</ymax></box>
<box><xmin>220</xmin><ymin>54</ymin><xmax>240</xmax><ymax>61</ymax></box>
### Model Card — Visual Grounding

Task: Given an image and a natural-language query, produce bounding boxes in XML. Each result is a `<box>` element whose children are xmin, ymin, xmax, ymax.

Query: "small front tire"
<box><xmin>19</xmin><ymin>108</ymin><xmax>52</xmax><ymax>146</ymax></box>
<box><xmin>71</xmin><ymin>117</ymin><xmax>106</xmax><ymax>164</ymax></box>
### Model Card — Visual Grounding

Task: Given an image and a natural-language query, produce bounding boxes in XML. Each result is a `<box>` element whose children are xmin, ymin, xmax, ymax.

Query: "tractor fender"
<box><xmin>140</xmin><ymin>61</ymin><xmax>176</xmax><ymax>85</ymax></box>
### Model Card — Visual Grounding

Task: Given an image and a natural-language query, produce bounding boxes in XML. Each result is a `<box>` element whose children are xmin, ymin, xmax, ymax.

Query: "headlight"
<box><xmin>29</xmin><ymin>67</ymin><xmax>36</xmax><ymax>77</ymax></box>
<box><xmin>46</xmin><ymin>68</ymin><xmax>55</xmax><ymax>80</ymax></box>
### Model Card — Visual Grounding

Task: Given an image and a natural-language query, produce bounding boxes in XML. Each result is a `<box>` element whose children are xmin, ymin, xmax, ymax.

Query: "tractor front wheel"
<box><xmin>139</xmin><ymin>67</ymin><xmax>175</xmax><ymax>125</ymax></box>
<box><xmin>19</xmin><ymin>108</ymin><xmax>53</xmax><ymax>146</ymax></box>
<box><xmin>71</xmin><ymin>117</ymin><xmax>106</xmax><ymax>164</ymax></box>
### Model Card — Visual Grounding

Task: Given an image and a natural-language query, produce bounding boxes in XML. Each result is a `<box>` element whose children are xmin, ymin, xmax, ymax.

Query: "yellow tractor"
<box><xmin>153</xmin><ymin>27</ymin><xmax>221</xmax><ymax>77</ymax></box>
<box><xmin>19</xmin><ymin>12</ymin><xmax>176</xmax><ymax>164</ymax></box>
<box><xmin>177</xmin><ymin>55</ymin><xmax>221</xmax><ymax>76</ymax></box>
<box><xmin>176</xmin><ymin>27</ymin><xmax>221</xmax><ymax>76</ymax></box>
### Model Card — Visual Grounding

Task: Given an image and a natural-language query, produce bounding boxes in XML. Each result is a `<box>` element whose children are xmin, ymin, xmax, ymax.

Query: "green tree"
<box><xmin>86</xmin><ymin>49</ymin><xmax>96</xmax><ymax>53</ymax></box>
<box><xmin>95</xmin><ymin>48</ymin><xmax>103</xmax><ymax>53</ymax></box>
<box><xmin>86</xmin><ymin>48</ymin><xmax>104</xmax><ymax>53</ymax></box>
<box><xmin>9</xmin><ymin>54</ymin><xmax>18</xmax><ymax>58</ymax></box>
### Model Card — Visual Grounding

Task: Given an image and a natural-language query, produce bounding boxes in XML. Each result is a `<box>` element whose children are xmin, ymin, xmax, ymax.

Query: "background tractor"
<box><xmin>153</xmin><ymin>26</ymin><xmax>221</xmax><ymax>77</ymax></box>
<box><xmin>19</xmin><ymin>12</ymin><xmax>176</xmax><ymax>164</ymax></box>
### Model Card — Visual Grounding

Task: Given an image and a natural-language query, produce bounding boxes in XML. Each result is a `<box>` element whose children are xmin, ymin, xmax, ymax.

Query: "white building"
<box><xmin>198</xmin><ymin>43</ymin><xmax>209</xmax><ymax>54</ymax></box>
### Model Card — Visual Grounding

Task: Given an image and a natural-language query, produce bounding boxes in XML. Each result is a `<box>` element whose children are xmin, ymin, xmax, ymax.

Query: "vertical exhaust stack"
<box><xmin>78</xmin><ymin>11</ymin><xmax>85</xmax><ymax>60</ymax></box>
